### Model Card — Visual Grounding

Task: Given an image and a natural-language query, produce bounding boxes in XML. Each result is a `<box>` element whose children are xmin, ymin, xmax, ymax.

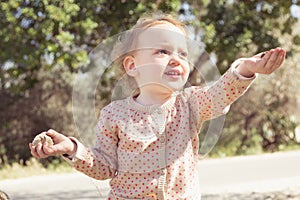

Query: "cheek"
<box><xmin>183</xmin><ymin>62</ymin><xmax>190</xmax><ymax>74</ymax></box>
<box><xmin>139</xmin><ymin>65</ymin><xmax>164</xmax><ymax>76</ymax></box>
<box><xmin>149</xmin><ymin>65</ymin><xmax>166</xmax><ymax>75</ymax></box>
<box><xmin>148</xmin><ymin>58</ymin><xmax>168</xmax><ymax>72</ymax></box>
<box><xmin>137</xmin><ymin>57</ymin><xmax>166</xmax><ymax>67</ymax></box>
<box><xmin>154</xmin><ymin>58</ymin><xmax>167</xmax><ymax>64</ymax></box>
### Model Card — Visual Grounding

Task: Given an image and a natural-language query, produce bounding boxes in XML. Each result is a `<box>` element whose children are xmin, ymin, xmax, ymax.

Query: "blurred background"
<box><xmin>0</xmin><ymin>0</ymin><xmax>299</xmax><ymax>175</ymax></box>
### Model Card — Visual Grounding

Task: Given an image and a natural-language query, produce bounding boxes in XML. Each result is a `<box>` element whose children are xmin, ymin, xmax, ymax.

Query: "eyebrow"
<box><xmin>154</xmin><ymin>42</ymin><xmax>188</xmax><ymax>52</ymax></box>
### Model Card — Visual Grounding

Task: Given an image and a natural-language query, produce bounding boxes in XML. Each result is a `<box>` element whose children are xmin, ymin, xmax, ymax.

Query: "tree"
<box><xmin>0</xmin><ymin>0</ymin><xmax>182</xmax><ymax>165</ymax></box>
<box><xmin>186</xmin><ymin>0</ymin><xmax>300</xmax><ymax>73</ymax></box>
<box><xmin>0</xmin><ymin>0</ymin><xmax>299</xmax><ymax>165</ymax></box>
<box><xmin>210</xmin><ymin>53</ymin><xmax>300</xmax><ymax>156</ymax></box>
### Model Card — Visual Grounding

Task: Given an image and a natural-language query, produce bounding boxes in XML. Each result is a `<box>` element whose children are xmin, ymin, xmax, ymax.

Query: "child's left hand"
<box><xmin>236</xmin><ymin>47</ymin><xmax>286</xmax><ymax>77</ymax></box>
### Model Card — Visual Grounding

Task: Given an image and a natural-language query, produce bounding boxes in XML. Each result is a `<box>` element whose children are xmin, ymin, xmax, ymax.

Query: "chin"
<box><xmin>164</xmin><ymin>82</ymin><xmax>185</xmax><ymax>91</ymax></box>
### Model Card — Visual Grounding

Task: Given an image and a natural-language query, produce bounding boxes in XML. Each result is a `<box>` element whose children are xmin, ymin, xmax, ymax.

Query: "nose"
<box><xmin>169</xmin><ymin>53</ymin><xmax>181</xmax><ymax>67</ymax></box>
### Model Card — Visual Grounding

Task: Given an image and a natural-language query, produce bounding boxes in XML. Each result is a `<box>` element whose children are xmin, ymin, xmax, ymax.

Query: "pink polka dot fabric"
<box><xmin>64</xmin><ymin>65</ymin><xmax>255</xmax><ymax>199</ymax></box>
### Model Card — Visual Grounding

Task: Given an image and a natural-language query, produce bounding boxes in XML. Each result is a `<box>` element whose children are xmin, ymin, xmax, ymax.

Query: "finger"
<box><xmin>261</xmin><ymin>50</ymin><xmax>273</xmax><ymax>65</ymax></box>
<box><xmin>273</xmin><ymin>50</ymin><xmax>284</xmax><ymax>69</ymax></box>
<box><xmin>29</xmin><ymin>143</ymin><xmax>40</xmax><ymax>158</ymax></box>
<box><xmin>253</xmin><ymin>51</ymin><xmax>271</xmax><ymax>74</ymax></box>
<box><xmin>267</xmin><ymin>48</ymin><xmax>284</xmax><ymax>72</ymax></box>
<box><xmin>36</xmin><ymin>143</ymin><xmax>48</xmax><ymax>158</ymax></box>
<box><xmin>46</xmin><ymin>129</ymin><xmax>59</xmax><ymax>144</ymax></box>
<box><xmin>43</xmin><ymin>142</ymin><xmax>56</xmax><ymax>155</ymax></box>
<box><xmin>276</xmin><ymin>48</ymin><xmax>286</xmax><ymax>67</ymax></box>
<box><xmin>264</xmin><ymin>50</ymin><xmax>279</xmax><ymax>73</ymax></box>
<box><xmin>46</xmin><ymin>129</ymin><xmax>58</xmax><ymax>137</ymax></box>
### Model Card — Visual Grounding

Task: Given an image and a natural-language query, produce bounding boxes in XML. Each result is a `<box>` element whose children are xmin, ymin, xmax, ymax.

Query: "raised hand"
<box><xmin>236</xmin><ymin>47</ymin><xmax>286</xmax><ymax>77</ymax></box>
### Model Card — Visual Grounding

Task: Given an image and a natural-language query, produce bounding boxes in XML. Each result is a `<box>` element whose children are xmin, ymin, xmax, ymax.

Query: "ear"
<box><xmin>123</xmin><ymin>55</ymin><xmax>138</xmax><ymax>77</ymax></box>
<box><xmin>123</xmin><ymin>56</ymin><xmax>138</xmax><ymax>77</ymax></box>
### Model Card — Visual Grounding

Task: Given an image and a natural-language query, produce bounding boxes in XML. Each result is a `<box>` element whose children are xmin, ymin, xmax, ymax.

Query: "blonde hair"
<box><xmin>110</xmin><ymin>12</ymin><xmax>187</xmax><ymax>100</ymax></box>
<box><xmin>111</xmin><ymin>12</ymin><xmax>187</xmax><ymax>67</ymax></box>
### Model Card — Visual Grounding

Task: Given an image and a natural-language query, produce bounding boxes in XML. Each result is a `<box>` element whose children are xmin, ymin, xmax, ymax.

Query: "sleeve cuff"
<box><xmin>62</xmin><ymin>137</ymin><xmax>87</xmax><ymax>163</ymax></box>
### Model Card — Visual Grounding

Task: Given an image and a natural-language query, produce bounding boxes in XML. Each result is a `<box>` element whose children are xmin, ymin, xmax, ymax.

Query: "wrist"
<box><xmin>235</xmin><ymin>62</ymin><xmax>255</xmax><ymax>78</ymax></box>
<box><xmin>66</xmin><ymin>138</ymin><xmax>77</xmax><ymax>156</ymax></box>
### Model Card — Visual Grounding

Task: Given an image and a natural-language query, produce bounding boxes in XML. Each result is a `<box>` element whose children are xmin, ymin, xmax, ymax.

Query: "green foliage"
<box><xmin>0</xmin><ymin>0</ymin><xmax>300</xmax><ymax>166</ymax></box>
<box><xmin>188</xmin><ymin>0</ymin><xmax>299</xmax><ymax>73</ymax></box>
<box><xmin>209</xmin><ymin>58</ymin><xmax>300</xmax><ymax>157</ymax></box>
<box><xmin>0</xmin><ymin>0</ymin><xmax>182</xmax><ymax>165</ymax></box>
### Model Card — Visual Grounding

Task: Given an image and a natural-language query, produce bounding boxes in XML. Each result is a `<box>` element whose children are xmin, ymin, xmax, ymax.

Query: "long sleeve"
<box><xmin>63</xmin><ymin>106</ymin><xmax>119</xmax><ymax>180</ymax></box>
<box><xmin>186</xmin><ymin>60</ymin><xmax>256</xmax><ymax>129</ymax></box>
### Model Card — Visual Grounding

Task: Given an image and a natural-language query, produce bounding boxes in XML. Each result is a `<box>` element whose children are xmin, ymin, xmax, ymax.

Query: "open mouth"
<box><xmin>164</xmin><ymin>70</ymin><xmax>181</xmax><ymax>76</ymax></box>
<box><xmin>165</xmin><ymin>72</ymin><xmax>180</xmax><ymax>76</ymax></box>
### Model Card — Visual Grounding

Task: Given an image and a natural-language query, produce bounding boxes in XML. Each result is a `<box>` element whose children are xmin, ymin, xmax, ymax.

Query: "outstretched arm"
<box><xmin>188</xmin><ymin>47</ymin><xmax>286</xmax><ymax>127</ymax></box>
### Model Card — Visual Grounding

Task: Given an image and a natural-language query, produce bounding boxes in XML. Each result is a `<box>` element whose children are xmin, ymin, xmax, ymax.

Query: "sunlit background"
<box><xmin>0</xmin><ymin>0</ymin><xmax>299</xmax><ymax>187</ymax></box>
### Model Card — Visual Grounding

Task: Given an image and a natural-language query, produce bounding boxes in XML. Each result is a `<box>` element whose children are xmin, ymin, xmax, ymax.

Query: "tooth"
<box><xmin>166</xmin><ymin>71</ymin><xmax>180</xmax><ymax>75</ymax></box>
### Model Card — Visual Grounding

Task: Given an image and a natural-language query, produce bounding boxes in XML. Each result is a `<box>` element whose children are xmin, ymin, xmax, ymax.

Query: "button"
<box><xmin>160</xmin><ymin>135</ymin><xmax>166</xmax><ymax>143</ymax></box>
<box><xmin>156</xmin><ymin>109</ymin><xmax>163</xmax><ymax>114</ymax></box>
<box><xmin>161</xmin><ymin>169</ymin><xmax>166</xmax><ymax>175</ymax></box>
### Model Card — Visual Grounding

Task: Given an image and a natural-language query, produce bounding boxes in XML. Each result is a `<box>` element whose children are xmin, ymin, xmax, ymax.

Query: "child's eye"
<box><xmin>179</xmin><ymin>51</ymin><xmax>188</xmax><ymax>58</ymax></box>
<box><xmin>156</xmin><ymin>49</ymin><xmax>170</xmax><ymax>55</ymax></box>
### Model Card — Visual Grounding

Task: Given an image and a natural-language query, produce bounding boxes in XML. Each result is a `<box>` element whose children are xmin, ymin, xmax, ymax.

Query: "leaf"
<box><xmin>293</xmin><ymin>35</ymin><xmax>300</xmax><ymax>45</ymax></box>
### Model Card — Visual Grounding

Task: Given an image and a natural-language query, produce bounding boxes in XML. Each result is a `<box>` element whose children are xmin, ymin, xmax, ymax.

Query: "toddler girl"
<box><xmin>30</xmin><ymin>13</ymin><xmax>285</xmax><ymax>200</ymax></box>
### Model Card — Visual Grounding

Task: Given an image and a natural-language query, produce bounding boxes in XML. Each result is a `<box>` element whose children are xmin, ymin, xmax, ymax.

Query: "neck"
<box><xmin>135</xmin><ymin>89</ymin><xmax>173</xmax><ymax>106</ymax></box>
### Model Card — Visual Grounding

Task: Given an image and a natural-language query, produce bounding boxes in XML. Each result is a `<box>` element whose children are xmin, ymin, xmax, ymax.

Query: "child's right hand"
<box><xmin>29</xmin><ymin>129</ymin><xmax>77</xmax><ymax>159</ymax></box>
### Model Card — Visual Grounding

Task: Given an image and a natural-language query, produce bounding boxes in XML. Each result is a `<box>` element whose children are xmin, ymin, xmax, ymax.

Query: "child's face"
<box><xmin>127</xmin><ymin>22</ymin><xmax>190</xmax><ymax>94</ymax></box>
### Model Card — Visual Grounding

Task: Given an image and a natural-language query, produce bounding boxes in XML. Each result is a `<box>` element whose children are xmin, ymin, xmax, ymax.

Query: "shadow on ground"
<box><xmin>7</xmin><ymin>189</ymin><xmax>107</xmax><ymax>200</ymax></box>
<box><xmin>6</xmin><ymin>189</ymin><xmax>300</xmax><ymax>200</ymax></box>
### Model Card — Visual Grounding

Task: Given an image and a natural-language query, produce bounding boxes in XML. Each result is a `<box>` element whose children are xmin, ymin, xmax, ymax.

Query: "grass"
<box><xmin>0</xmin><ymin>158</ymin><xmax>74</xmax><ymax>180</ymax></box>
